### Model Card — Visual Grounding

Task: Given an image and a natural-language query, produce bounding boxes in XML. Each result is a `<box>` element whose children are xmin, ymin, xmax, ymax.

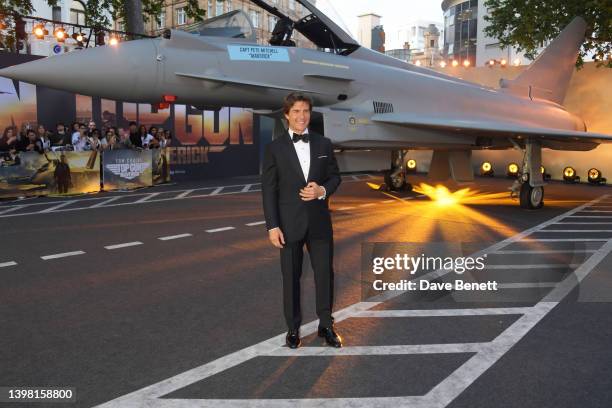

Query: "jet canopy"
<box><xmin>183</xmin><ymin>10</ymin><xmax>256</xmax><ymax>41</ymax></box>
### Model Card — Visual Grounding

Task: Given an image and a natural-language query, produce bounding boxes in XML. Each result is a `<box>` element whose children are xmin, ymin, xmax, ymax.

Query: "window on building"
<box><xmin>289</xmin><ymin>0</ymin><xmax>295</xmax><ymax>11</ymax></box>
<box><xmin>158</xmin><ymin>10</ymin><xmax>166</xmax><ymax>29</ymax></box>
<box><xmin>268</xmin><ymin>15</ymin><xmax>277</xmax><ymax>32</ymax></box>
<box><xmin>250</xmin><ymin>10</ymin><xmax>260</xmax><ymax>28</ymax></box>
<box><xmin>208</xmin><ymin>0</ymin><xmax>213</xmax><ymax>17</ymax></box>
<box><xmin>227</xmin><ymin>1</ymin><xmax>232</xmax><ymax>12</ymax></box>
<box><xmin>216</xmin><ymin>0</ymin><xmax>224</xmax><ymax>16</ymax></box>
<box><xmin>177</xmin><ymin>7</ymin><xmax>186</xmax><ymax>25</ymax></box>
<box><xmin>52</xmin><ymin>6</ymin><xmax>62</xmax><ymax>22</ymax></box>
<box><xmin>70</xmin><ymin>0</ymin><xmax>86</xmax><ymax>26</ymax></box>
<box><xmin>430</xmin><ymin>39</ymin><xmax>435</xmax><ymax>47</ymax></box>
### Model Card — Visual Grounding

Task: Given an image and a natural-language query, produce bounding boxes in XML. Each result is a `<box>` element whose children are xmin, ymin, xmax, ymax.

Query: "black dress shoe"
<box><xmin>286</xmin><ymin>329</ymin><xmax>301</xmax><ymax>349</ymax></box>
<box><xmin>318</xmin><ymin>326</ymin><xmax>342</xmax><ymax>348</ymax></box>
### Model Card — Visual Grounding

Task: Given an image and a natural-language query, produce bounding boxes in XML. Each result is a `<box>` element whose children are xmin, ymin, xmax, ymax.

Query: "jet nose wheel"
<box><xmin>520</xmin><ymin>183</ymin><xmax>544</xmax><ymax>209</ymax></box>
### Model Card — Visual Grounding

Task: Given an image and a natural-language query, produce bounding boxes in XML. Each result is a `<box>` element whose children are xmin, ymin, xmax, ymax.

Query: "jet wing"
<box><xmin>175</xmin><ymin>72</ymin><xmax>323</xmax><ymax>94</ymax></box>
<box><xmin>372</xmin><ymin>113</ymin><xmax>612</xmax><ymax>145</ymax></box>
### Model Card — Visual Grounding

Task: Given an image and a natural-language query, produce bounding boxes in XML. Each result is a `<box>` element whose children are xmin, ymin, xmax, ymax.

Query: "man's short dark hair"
<box><xmin>129</xmin><ymin>121</ymin><xmax>137</xmax><ymax>127</ymax></box>
<box><xmin>282</xmin><ymin>93</ymin><xmax>313</xmax><ymax>114</ymax></box>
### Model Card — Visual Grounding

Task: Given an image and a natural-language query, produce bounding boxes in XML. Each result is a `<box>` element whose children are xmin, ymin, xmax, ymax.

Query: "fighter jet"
<box><xmin>1</xmin><ymin>0</ymin><xmax>610</xmax><ymax>209</ymax></box>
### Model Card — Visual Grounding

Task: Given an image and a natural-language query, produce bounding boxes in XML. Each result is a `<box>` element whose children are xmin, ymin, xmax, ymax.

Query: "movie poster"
<box><xmin>0</xmin><ymin>150</ymin><xmax>100</xmax><ymax>198</ymax></box>
<box><xmin>102</xmin><ymin>149</ymin><xmax>153</xmax><ymax>191</ymax></box>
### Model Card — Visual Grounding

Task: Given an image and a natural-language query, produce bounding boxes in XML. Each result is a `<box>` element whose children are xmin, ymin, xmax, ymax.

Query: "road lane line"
<box><xmin>89</xmin><ymin>196</ymin><xmax>122</xmax><ymax>208</ymax></box>
<box><xmin>94</xmin><ymin>194</ymin><xmax>609</xmax><ymax>408</ymax></box>
<box><xmin>39</xmin><ymin>201</ymin><xmax>73</xmax><ymax>213</ymax></box>
<box><xmin>359</xmin><ymin>203</ymin><xmax>375</xmax><ymax>207</ymax></box>
<box><xmin>245</xmin><ymin>221</ymin><xmax>266</xmax><ymax>226</ymax></box>
<box><xmin>104</xmin><ymin>242</ymin><xmax>143</xmax><ymax>250</ymax></box>
<box><xmin>486</xmin><ymin>264</ymin><xmax>580</xmax><ymax>269</ymax></box>
<box><xmin>496</xmin><ymin>282</ymin><xmax>558</xmax><ymax>289</ymax></box>
<box><xmin>539</xmin><ymin>229</ymin><xmax>612</xmax><ymax>233</ymax></box>
<box><xmin>336</xmin><ymin>207</ymin><xmax>355</xmax><ymax>211</ymax></box>
<box><xmin>266</xmin><ymin>343</ymin><xmax>486</xmax><ymax>357</ymax></box>
<box><xmin>209</xmin><ymin>187</ymin><xmax>224</xmax><ymax>196</ymax></box>
<box><xmin>0</xmin><ymin>205</ymin><xmax>24</xmax><ymax>215</ymax></box>
<box><xmin>41</xmin><ymin>251</ymin><xmax>85</xmax><ymax>260</ymax></box>
<box><xmin>206</xmin><ymin>227</ymin><xmax>235</xmax><ymax>233</ymax></box>
<box><xmin>0</xmin><ymin>261</ymin><xmax>17</xmax><ymax>268</ymax></box>
<box><xmin>381</xmin><ymin>200</ymin><xmax>395</xmax><ymax>203</ymax></box>
<box><xmin>134</xmin><ymin>193</ymin><xmax>161</xmax><ymax>203</ymax></box>
<box><xmin>493</xmin><ymin>249</ymin><xmax>596</xmax><ymax>254</ymax></box>
<box><xmin>175</xmin><ymin>189</ymin><xmax>194</xmax><ymax>199</ymax></box>
<box><xmin>241</xmin><ymin>184</ymin><xmax>252</xmax><ymax>192</ymax></box>
<box><xmin>520</xmin><ymin>238</ymin><xmax>607</xmax><ymax>242</ymax></box>
<box><xmin>354</xmin><ymin>307</ymin><xmax>533</xmax><ymax>317</ymax></box>
<box><xmin>158</xmin><ymin>234</ymin><xmax>192</xmax><ymax>241</ymax></box>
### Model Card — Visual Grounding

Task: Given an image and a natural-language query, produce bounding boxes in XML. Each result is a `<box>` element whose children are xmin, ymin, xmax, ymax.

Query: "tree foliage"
<box><xmin>483</xmin><ymin>0</ymin><xmax>611</xmax><ymax>68</ymax></box>
<box><xmin>0</xmin><ymin>0</ymin><xmax>209</xmax><ymax>48</ymax></box>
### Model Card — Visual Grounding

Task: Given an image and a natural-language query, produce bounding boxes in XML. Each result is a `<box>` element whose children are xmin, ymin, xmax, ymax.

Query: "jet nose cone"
<box><xmin>0</xmin><ymin>39</ymin><xmax>160</xmax><ymax>102</ymax></box>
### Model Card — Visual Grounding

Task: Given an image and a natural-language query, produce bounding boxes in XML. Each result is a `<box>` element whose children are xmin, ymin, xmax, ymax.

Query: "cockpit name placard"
<box><xmin>227</xmin><ymin>45</ymin><xmax>290</xmax><ymax>62</ymax></box>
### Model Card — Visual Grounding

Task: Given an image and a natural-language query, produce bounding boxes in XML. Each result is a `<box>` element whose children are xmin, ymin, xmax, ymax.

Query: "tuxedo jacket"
<box><xmin>262</xmin><ymin>131</ymin><xmax>341</xmax><ymax>242</ymax></box>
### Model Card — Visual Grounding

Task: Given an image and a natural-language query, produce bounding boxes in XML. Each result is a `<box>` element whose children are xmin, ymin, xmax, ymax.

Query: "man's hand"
<box><xmin>300</xmin><ymin>182</ymin><xmax>324</xmax><ymax>201</ymax></box>
<box><xmin>268</xmin><ymin>227</ymin><xmax>285</xmax><ymax>248</ymax></box>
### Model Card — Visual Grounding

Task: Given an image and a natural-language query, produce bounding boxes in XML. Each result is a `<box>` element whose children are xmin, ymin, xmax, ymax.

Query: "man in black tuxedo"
<box><xmin>262</xmin><ymin>93</ymin><xmax>342</xmax><ymax>349</ymax></box>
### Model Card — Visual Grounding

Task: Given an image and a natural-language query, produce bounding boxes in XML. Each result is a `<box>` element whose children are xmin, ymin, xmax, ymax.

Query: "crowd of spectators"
<box><xmin>0</xmin><ymin>121</ymin><xmax>172</xmax><ymax>157</ymax></box>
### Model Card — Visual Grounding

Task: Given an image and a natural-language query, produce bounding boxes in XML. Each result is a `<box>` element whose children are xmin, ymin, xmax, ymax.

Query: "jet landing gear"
<box><xmin>382</xmin><ymin>150</ymin><xmax>413</xmax><ymax>192</ymax></box>
<box><xmin>511</xmin><ymin>139</ymin><xmax>545</xmax><ymax>209</ymax></box>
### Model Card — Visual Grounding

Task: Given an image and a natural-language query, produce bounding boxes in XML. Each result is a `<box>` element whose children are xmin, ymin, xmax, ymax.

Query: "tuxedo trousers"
<box><xmin>280</xmin><ymin>229</ymin><xmax>334</xmax><ymax>330</ymax></box>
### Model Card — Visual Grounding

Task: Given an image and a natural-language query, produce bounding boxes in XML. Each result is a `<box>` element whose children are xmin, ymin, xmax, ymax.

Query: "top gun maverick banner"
<box><xmin>0</xmin><ymin>52</ymin><xmax>259</xmax><ymax>182</ymax></box>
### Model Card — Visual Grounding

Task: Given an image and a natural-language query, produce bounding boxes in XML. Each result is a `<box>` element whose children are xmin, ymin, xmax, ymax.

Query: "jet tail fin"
<box><xmin>499</xmin><ymin>16</ymin><xmax>587</xmax><ymax>105</ymax></box>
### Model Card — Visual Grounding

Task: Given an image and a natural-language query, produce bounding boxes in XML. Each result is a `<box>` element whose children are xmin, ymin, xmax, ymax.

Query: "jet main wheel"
<box><xmin>384</xmin><ymin>170</ymin><xmax>406</xmax><ymax>191</ymax></box>
<box><xmin>519</xmin><ymin>183</ymin><xmax>544</xmax><ymax>209</ymax></box>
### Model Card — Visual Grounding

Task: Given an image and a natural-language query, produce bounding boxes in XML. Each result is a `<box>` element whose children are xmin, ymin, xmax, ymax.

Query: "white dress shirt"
<box><xmin>288</xmin><ymin>128</ymin><xmax>326</xmax><ymax>200</ymax></box>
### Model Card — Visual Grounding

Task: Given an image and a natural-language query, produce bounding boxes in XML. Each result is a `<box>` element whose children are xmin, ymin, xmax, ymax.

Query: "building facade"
<box><xmin>142</xmin><ymin>0</ymin><xmax>315</xmax><ymax>48</ymax></box>
<box><xmin>442</xmin><ymin>0</ymin><xmax>532</xmax><ymax>67</ymax></box>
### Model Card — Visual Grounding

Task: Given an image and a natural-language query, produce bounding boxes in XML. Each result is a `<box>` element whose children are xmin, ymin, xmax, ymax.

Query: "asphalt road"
<box><xmin>1</xmin><ymin>174</ymin><xmax>611</xmax><ymax>408</ymax></box>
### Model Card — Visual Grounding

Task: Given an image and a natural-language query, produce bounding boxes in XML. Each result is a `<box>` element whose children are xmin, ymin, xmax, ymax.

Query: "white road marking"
<box><xmin>336</xmin><ymin>207</ymin><xmax>355</xmax><ymax>211</ymax></box>
<box><xmin>104</xmin><ymin>242</ymin><xmax>143</xmax><ymax>250</ymax></box>
<box><xmin>556</xmin><ymin>222</ymin><xmax>612</xmax><ymax>225</ymax></box>
<box><xmin>241</xmin><ymin>184</ymin><xmax>252</xmax><ymax>192</ymax></box>
<box><xmin>354</xmin><ymin>307</ymin><xmax>532</xmax><ymax>317</ymax></box>
<box><xmin>89</xmin><ymin>196</ymin><xmax>122</xmax><ymax>208</ymax></box>
<box><xmin>493</xmin><ymin>249</ymin><xmax>596</xmax><ymax>254</ymax></box>
<box><xmin>539</xmin><ymin>229</ymin><xmax>612</xmax><ymax>233</ymax></box>
<box><xmin>566</xmin><ymin>215</ymin><xmax>612</xmax><ymax>218</ymax></box>
<box><xmin>94</xmin><ymin>194</ymin><xmax>610</xmax><ymax>408</ymax></box>
<box><xmin>135</xmin><ymin>193</ymin><xmax>161</xmax><ymax>203</ymax></box>
<box><xmin>0</xmin><ymin>261</ymin><xmax>18</xmax><ymax>268</ymax></box>
<box><xmin>209</xmin><ymin>187</ymin><xmax>224</xmax><ymax>196</ymax></box>
<box><xmin>381</xmin><ymin>200</ymin><xmax>395</xmax><ymax>203</ymax></box>
<box><xmin>580</xmin><ymin>210</ymin><xmax>612</xmax><ymax>213</ymax></box>
<box><xmin>520</xmin><ymin>238</ymin><xmax>607</xmax><ymax>242</ymax></box>
<box><xmin>359</xmin><ymin>203</ymin><xmax>375</xmax><ymax>207</ymax></box>
<box><xmin>206</xmin><ymin>227</ymin><xmax>235</xmax><ymax>233</ymax></box>
<box><xmin>496</xmin><ymin>282</ymin><xmax>558</xmax><ymax>289</ymax></box>
<box><xmin>0</xmin><ymin>205</ymin><xmax>24</xmax><ymax>215</ymax></box>
<box><xmin>266</xmin><ymin>343</ymin><xmax>486</xmax><ymax>357</ymax></box>
<box><xmin>158</xmin><ymin>234</ymin><xmax>192</xmax><ymax>241</ymax></box>
<box><xmin>39</xmin><ymin>201</ymin><xmax>73</xmax><ymax>213</ymax></box>
<box><xmin>486</xmin><ymin>264</ymin><xmax>580</xmax><ymax>269</ymax></box>
<box><xmin>175</xmin><ymin>189</ymin><xmax>194</xmax><ymax>199</ymax></box>
<box><xmin>245</xmin><ymin>221</ymin><xmax>266</xmax><ymax>226</ymax></box>
<box><xmin>41</xmin><ymin>251</ymin><xmax>85</xmax><ymax>260</ymax></box>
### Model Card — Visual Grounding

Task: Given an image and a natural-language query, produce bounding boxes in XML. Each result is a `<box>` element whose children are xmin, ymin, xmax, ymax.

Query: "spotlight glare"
<box><xmin>406</xmin><ymin>159</ymin><xmax>417</xmax><ymax>171</ymax></box>
<box><xmin>452</xmin><ymin>59</ymin><xmax>459</xmax><ymax>67</ymax></box>
<box><xmin>54</xmin><ymin>27</ymin><xmax>66</xmax><ymax>42</ymax></box>
<box><xmin>563</xmin><ymin>166</ymin><xmax>580</xmax><ymax>183</ymax></box>
<box><xmin>33</xmin><ymin>24</ymin><xmax>45</xmax><ymax>39</ymax></box>
<box><xmin>500</xmin><ymin>58</ymin><xmax>507</xmax><ymax>66</ymax></box>
<box><xmin>587</xmin><ymin>168</ymin><xmax>606</xmax><ymax>185</ymax></box>
<box><xmin>463</xmin><ymin>59</ymin><xmax>470</xmax><ymax>67</ymax></box>
<box><xmin>414</xmin><ymin>60</ymin><xmax>421</xmax><ymax>66</ymax></box>
<box><xmin>507</xmin><ymin>162</ymin><xmax>519</xmax><ymax>177</ymax></box>
<box><xmin>439</xmin><ymin>61</ymin><xmax>447</xmax><ymax>68</ymax></box>
<box><xmin>481</xmin><ymin>161</ymin><xmax>494</xmax><ymax>176</ymax></box>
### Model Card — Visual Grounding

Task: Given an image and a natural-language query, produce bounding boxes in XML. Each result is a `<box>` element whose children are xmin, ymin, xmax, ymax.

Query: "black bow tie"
<box><xmin>292</xmin><ymin>133</ymin><xmax>309</xmax><ymax>143</ymax></box>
